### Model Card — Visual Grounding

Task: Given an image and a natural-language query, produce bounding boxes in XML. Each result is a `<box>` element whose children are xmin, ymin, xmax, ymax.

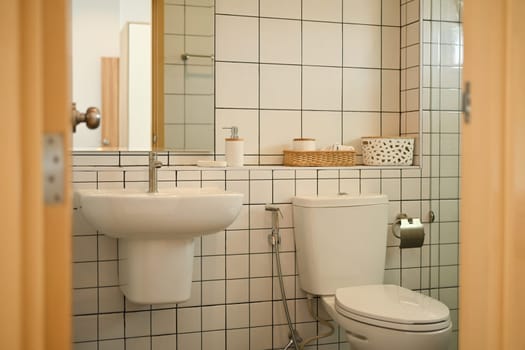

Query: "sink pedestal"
<box><xmin>119</xmin><ymin>238</ymin><xmax>195</xmax><ymax>304</ymax></box>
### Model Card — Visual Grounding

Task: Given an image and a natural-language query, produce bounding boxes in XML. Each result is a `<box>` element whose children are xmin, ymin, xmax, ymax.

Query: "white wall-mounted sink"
<box><xmin>79</xmin><ymin>187</ymin><xmax>243</xmax><ymax>239</ymax></box>
<box><xmin>76</xmin><ymin>187</ymin><xmax>243</xmax><ymax>304</ymax></box>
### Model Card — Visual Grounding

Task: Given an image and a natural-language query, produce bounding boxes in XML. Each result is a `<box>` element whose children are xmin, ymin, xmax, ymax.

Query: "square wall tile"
<box><xmin>302</xmin><ymin>66</ymin><xmax>342</xmax><ymax>110</ymax></box>
<box><xmin>226</xmin><ymin>255</ymin><xmax>250</xmax><ymax>279</ymax></box>
<box><xmin>178</xmin><ymin>307</ymin><xmax>202</xmax><ymax>333</ymax></box>
<box><xmin>185</xmin><ymin>6</ymin><xmax>214</xmax><ymax>36</ymax></box>
<box><xmin>125</xmin><ymin>311</ymin><xmax>150</xmax><ymax>338</ymax></box>
<box><xmin>98</xmin><ymin>313</ymin><xmax>124</xmax><ymax>340</ymax></box>
<box><xmin>202</xmin><ymin>231</ymin><xmax>226</xmax><ymax>255</ymax></box>
<box><xmin>99</xmin><ymin>340</ymin><xmax>123</xmax><ymax>350</ymax></box>
<box><xmin>383</xmin><ymin>70</ymin><xmax>401</xmax><ymax>112</ymax></box>
<box><xmin>441</xmin><ymin>0</ymin><xmax>460</xmax><ymax>22</ymax></box>
<box><xmin>250</xmin><ymin>253</ymin><xmax>273</xmax><ymax>278</ymax></box>
<box><xmin>98</xmin><ymin>261</ymin><xmax>118</xmax><ymax>287</ymax></box>
<box><xmin>185</xmin><ymin>65</ymin><xmax>214</xmax><ymax>94</ymax></box>
<box><xmin>203</xmin><ymin>331</ymin><xmax>225</xmax><ymax>350</ymax></box>
<box><xmin>260</xmin><ymin>110</ymin><xmax>301</xmax><ymax>154</ymax></box>
<box><xmin>73</xmin><ymin>262</ymin><xmax>97</xmax><ymax>288</ymax></box>
<box><xmin>303</xmin><ymin>0</ymin><xmax>342</xmax><ymax>22</ymax></box>
<box><xmin>343</xmin><ymin>0</ymin><xmax>381</xmax><ymax>24</ymax></box>
<box><xmin>73</xmin><ymin>236</ymin><xmax>97</xmax><ymax>262</ymax></box>
<box><xmin>202</xmin><ymin>255</ymin><xmax>226</xmax><ymax>280</ymax></box>
<box><xmin>165</xmin><ymin>5</ymin><xmax>184</xmax><ymax>34</ymax></box>
<box><xmin>227</xmin><ymin>303</ymin><xmax>249</xmax><ymax>328</ymax></box>
<box><xmin>216</xmin><ymin>62</ymin><xmax>258</xmax><ymax>108</ymax></box>
<box><xmin>260</xmin><ymin>64</ymin><xmax>301</xmax><ymax>109</ymax></box>
<box><xmin>440</xmin><ymin>67</ymin><xmax>461</xmax><ymax>89</ymax></box>
<box><xmin>383</xmin><ymin>0</ymin><xmax>401</xmax><ymax>26</ymax></box>
<box><xmin>406</xmin><ymin>0</ymin><xmax>420</xmax><ymax>24</ymax></box>
<box><xmin>152</xmin><ymin>335</ymin><xmax>176</xmax><ymax>350</ymax></box>
<box><xmin>227</xmin><ymin>329</ymin><xmax>249</xmax><ymax>350</ymax></box>
<box><xmin>99</xmin><ymin>287</ymin><xmax>124</xmax><ymax>313</ymax></box>
<box><xmin>343</xmin><ymin>24</ymin><xmax>381</xmax><ymax>68</ymax></box>
<box><xmin>250</xmin><ymin>277</ymin><xmax>273</xmax><ymax>302</ymax></box>
<box><xmin>215</xmin><ymin>109</ymin><xmax>259</xmax><ymax>156</ymax></box>
<box><xmin>343</xmin><ymin>68</ymin><xmax>381</xmax><ymax>111</ymax></box>
<box><xmin>382</xmin><ymin>27</ymin><xmax>401</xmax><ymax>69</ymax></box>
<box><xmin>406</xmin><ymin>22</ymin><xmax>420</xmax><ymax>46</ymax></box>
<box><xmin>73</xmin><ymin>315</ymin><xmax>97</xmax><ymax>341</ymax></box>
<box><xmin>178</xmin><ymin>333</ymin><xmax>201</xmax><ymax>349</ymax></box>
<box><xmin>216</xmin><ymin>15</ymin><xmax>258</xmax><ymax>62</ymax></box>
<box><xmin>342</xmin><ymin>112</ymin><xmax>381</xmax><ymax>152</ymax></box>
<box><xmin>382</xmin><ymin>112</ymin><xmax>401</xmax><ymax>136</ymax></box>
<box><xmin>202</xmin><ymin>280</ymin><xmax>226</xmax><ymax>305</ymax></box>
<box><xmin>216</xmin><ymin>0</ymin><xmax>258</xmax><ymax>16</ymax></box>
<box><xmin>303</xmin><ymin>21</ymin><xmax>342</xmax><ymax>66</ymax></box>
<box><xmin>73</xmin><ymin>288</ymin><xmax>97</xmax><ymax>315</ymax></box>
<box><xmin>164</xmin><ymin>65</ymin><xmax>184</xmax><ymax>94</ymax></box>
<box><xmin>273</xmin><ymin>179</ymin><xmax>295</xmax><ymax>203</ymax></box>
<box><xmin>226</xmin><ymin>230</ymin><xmax>249</xmax><ymax>255</ymax></box>
<box><xmin>260</xmin><ymin>18</ymin><xmax>301</xmax><ymax>64</ymax></box>
<box><xmin>302</xmin><ymin>111</ymin><xmax>342</xmax><ymax>149</ymax></box>
<box><xmin>202</xmin><ymin>305</ymin><xmax>226</xmax><ymax>331</ymax></box>
<box><xmin>250</xmin><ymin>302</ymin><xmax>273</xmax><ymax>327</ymax></box>
<box><xmin>164</xmin><ymin>35</ymin><xmax>184</xmax><ymax>65</ymax></box>
<box><xmin>260</xmin><ymin>0</ymin><xmax>301</xmax><ymax>19</ymax></box>
<box><xmin>226</xmin><ymin>279</ymin><xmax>249</xmax><ymax>303</ymax></box>
<box><xmin>441</xmin><ymin>22</ymin><xmax>461</xmax><ymax>45</ymax></box>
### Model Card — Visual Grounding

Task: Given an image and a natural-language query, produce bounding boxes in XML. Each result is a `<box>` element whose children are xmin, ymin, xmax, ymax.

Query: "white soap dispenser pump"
<box><xmin>223</xmin><ymin>126</ymin><xmax>244</xmax><ymax>167</ymax></box>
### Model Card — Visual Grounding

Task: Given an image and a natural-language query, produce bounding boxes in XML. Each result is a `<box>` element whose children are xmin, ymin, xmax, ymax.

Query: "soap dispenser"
<box><xmin>223</xmin><ymin>126</ymin><xmax>244</xmax><ymax>167</ymax></box>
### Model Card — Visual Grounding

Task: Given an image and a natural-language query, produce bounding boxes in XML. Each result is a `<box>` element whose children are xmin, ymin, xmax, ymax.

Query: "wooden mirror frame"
<box><xmin>152</xmin><ymin>0</ymin><xmax>164</xmax><ymax>150</ymax></box>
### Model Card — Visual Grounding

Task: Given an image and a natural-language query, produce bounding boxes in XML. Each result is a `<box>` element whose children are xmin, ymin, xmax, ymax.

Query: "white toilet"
<box><xmin>292</xmin><ymin>194</ymin><xmax>451</xmax><ymax>350</ymax></box>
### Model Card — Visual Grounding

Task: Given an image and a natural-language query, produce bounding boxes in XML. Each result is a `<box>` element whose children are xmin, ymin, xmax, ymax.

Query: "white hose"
<box><xmin>298</xmin><ymin>294</ymin><xmax>335</xmax><ymax>350</ymax></box>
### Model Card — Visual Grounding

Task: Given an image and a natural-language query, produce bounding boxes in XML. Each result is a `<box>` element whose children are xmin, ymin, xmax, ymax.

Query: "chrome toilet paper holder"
<box><xmin>392</xmin><ymin>213</ymin><xmax>425</xmax><ymax>249</ymax></box>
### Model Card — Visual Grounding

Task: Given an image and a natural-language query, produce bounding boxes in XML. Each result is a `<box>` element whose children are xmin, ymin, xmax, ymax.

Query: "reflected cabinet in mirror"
<box><xmin>74</xmin><ymin>0</ymin><xmax>423</xmax><ymax>166</ymax></box>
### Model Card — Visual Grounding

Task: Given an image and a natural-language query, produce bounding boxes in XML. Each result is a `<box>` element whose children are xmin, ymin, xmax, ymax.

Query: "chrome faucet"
<box><xmin>148</xmin><ymin>152</ymin><xmax>163</xmax><ymax>193</ymax></box>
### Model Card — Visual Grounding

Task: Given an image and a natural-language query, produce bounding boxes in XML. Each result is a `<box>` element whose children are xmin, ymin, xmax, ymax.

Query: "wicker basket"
<box><xmin>283</xmin><ymin>150</ymin><xmax>355</xmax><ymax>167</ymax></box>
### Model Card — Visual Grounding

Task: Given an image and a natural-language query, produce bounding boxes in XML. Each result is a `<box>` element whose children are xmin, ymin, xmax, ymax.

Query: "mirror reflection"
<box><xmin>72</xmin><ymin>0</ymin><xmax>152</xmax><ymax>150</ymax></box>
<box><xmin>73</xmin><ymin>0</ymin><xmax>423</xmax><ymax>162</ymax></box>
<box><xmin>72</xmin><ymin>0</ymin><xmax>215</xmax><ymax>152</ymax></box>
<box><xmin>161</xmin><ymin>0</ymin><xmax>215</xmax><ymax>151</ymax></box>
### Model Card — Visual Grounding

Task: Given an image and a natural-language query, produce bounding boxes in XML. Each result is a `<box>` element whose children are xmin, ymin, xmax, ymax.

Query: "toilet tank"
<box><xmin>292</xmin><ymin>194</ymin><xmax>389</xmax><ymax>295</ymax></box>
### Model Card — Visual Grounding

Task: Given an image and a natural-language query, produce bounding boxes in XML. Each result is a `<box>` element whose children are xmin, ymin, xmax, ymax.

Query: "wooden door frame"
<box><xmin>0</xmin><ymin>0</ymin><xmax>71</xmax><ymax>349</ymax></box>
<box><xmin>461</xmin><ymin>0</ymin><xmax>525</xmax><ymax>349</ymax></box>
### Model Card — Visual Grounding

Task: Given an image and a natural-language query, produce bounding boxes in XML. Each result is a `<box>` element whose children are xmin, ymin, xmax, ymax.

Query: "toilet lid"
<box><xmin>335</xmin><ymin>285</ymin><xmax>450</xmax><ymax>325</ymax></box>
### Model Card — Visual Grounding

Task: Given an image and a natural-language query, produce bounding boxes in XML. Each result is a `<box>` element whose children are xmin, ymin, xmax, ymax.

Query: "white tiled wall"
<box><xmin>165</xmin><ymin>0</ymin><xmax>405</xmax><ymax>160</ymax></box>
<box><xmin>72</xmin><ymin>0</ymin><xmax>461</xmax><ymax>349</ymax></box>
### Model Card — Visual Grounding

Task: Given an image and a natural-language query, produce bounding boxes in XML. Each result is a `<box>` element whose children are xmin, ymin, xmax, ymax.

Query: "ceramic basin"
<box><xmin>77</xmin><ymin>187</ymin><xmax>243</xmax><ymax>239</ymax></box>
<box><xmin>76</xmin><ymin>187</ymin><xmax>243</xmax><ymax>304</ymax></box>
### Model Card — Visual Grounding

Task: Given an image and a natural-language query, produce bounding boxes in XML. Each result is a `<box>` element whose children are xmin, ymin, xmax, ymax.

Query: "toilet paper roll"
<box><xmin>393</xmin><ymin>217</ymin><xmax>425</xmax><ymax>249</ymax></box>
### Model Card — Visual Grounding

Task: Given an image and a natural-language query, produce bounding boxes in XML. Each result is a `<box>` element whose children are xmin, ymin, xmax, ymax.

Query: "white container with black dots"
<box><xmin>223</xmin><ymin>126</ymin><xmax>244</xmax><ymax>167</ymax></box>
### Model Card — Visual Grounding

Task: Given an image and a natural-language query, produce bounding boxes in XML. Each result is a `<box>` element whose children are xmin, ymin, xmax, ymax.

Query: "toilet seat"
<box><xmin>335</xmin><ymin>284</ymin><xmax>451</xmax><ymax>332</ymax></box>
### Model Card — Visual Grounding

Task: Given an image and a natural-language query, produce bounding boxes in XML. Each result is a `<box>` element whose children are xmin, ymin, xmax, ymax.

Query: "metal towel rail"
<box><xmin>181</xmin><ymin>53</ymin><xmax>215</xmax><ymax>61</ymax></box>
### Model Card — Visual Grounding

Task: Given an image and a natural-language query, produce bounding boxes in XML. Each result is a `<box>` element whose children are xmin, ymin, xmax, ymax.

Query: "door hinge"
<box><xmin>43</xmin><ymin>134</ymin><xmax>65</xmax><ymax>204</ymax></box>
<box><xmin>462</xmin><ymin>81</ymin><xmax>471</xmax><ymax>123</ymax></box>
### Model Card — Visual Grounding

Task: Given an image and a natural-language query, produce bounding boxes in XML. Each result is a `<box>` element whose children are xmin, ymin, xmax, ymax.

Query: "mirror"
<box><xmin>72</xmin><ymin>0</ymin><xmax>215</xmax><ymax>152</ymax></box>
<box><xmin>74</xmin><ymin>0</ymin><xmax>422</xmax><ymax>166</ymax></box>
